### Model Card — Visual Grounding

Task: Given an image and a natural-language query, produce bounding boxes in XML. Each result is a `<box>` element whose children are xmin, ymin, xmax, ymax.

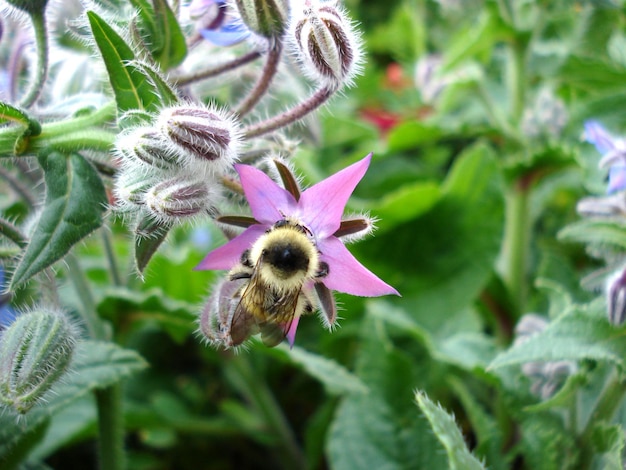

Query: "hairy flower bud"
<box><xmin>113</xmin><ymin>171</ymin><xmax>158</xmax><ymax>211</ymax></box>
<box><xmin>606</xmin><ymin>268</ymin><xmax>626</xmax><ymax>326</ymax></box>
<box><xmin>145</xmin><ymin>176</ymin><xmax>217</xmax><ymax>221</ymax></box>
<box><xmin>0</xmin><ymin>309</ymin><xmax>77</xmax><ymax>414</ymax></box>
<box><xmin>234</xmin><ymin>0</ymin><xmax>290</xmax><ymax>38</ymax></box>
<box><xmin>289</xmin><ymin>1</ymin><xmax>362</xmax><ymax>88</ymax></box>
<box><xmin>198</xmin><ymin>278</ymin><xmax>244</xmax><ymax>349</ymax></box>
<box><xmin>157</xmin><ymin>104</ymin><xmax>240</xmax><ymax>175</ymax></box>
<box><xmin>116</xmin><ymin>128</ymin><xmax>181</xmax><ymax>171</ymax></box>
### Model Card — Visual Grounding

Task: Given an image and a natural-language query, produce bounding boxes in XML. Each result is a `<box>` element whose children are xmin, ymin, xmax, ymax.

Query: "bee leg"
<box><xmin>240</xmin><ymin>249</ymin><xmax>253</xmax><ymax>268</ymax></box>
<box><xmin>230</xmin><ymin>271</ymin><xmax>252</xmax><ymax>281</ymax></box>
<box><xmin>315</xmin><ymin>261</ymin><xmax>329</xmax><ymax>278</ymax></box>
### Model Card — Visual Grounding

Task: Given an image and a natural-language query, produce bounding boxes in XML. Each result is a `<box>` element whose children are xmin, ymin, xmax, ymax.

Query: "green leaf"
<box><xmin>489</xmin><ymin>302</ymin><xmax>626</xmax><ymax>370</ymax></box>
<box><xmin>97</xmin><ymin>287</ymin><xmax>197</xmax><ymax>343</ymax></box>
<box><xmin>359</xmin><ymin>142</ymin><xmax>504</xmax><ymax>337</ymax></box>
<box><xmin>9</xmin><ymin>152</ymin><xmax>107</xmax><ymax>289</ymax></box>
<box><xmin>0</xmin><ymin>341</ymin><xmax>146</xmax><ymax>459</ymax></box>
<box><xmin>134</xmin><ymin>216</ymin><xmax>171</xmax><ymax>276</ymax></box>
<box><xmin>151</xmin><ymin>0</ymin><xmax>187</xmax><ymax>69</ymax></box>
<box><xmin>266</xmin><ymin>344</ymin><xmax>368</xmax><ymax>395</ymax></box>
<box><xmin>327</xmin><ymin>317</ymin><xmax>448</xmax><ymax>470</ymax></box>
<box><xmin>370</xmin><ymin>181</ymin><xmax>441</xmax><ymax>234</ymax></box>
<box><xmin>415</xmin><ymin>390</ymin><xmax>486</xmax><ymax>470</ymax></box>
<box><xmin>129</xmin><ymin>0</ymin><xmax>187</xmax><ymax>69</ymax></box>
<box><xmin>0</xmin><ymin>101</ymin><xmax>41</xmax><ymax>136</ymax></box>
<box><xmin>592</xmin><ymin>423</ymin><xmax>625</xmax><ymax>470</ymax></box>
<box><xmin>87</xmin><ymin>11</ymin><xmax>161</xmax><ymax>116</ymax></box>
<box><xmin>386</xmin><ymin>122</ymin><xmax>443</xmax><ymax>152</ymax></box>
<box><xmin>130</xmin><ymin>60</ymin><xmax>179</xmax><ymax>106</ymax></box>
<box><xmin>558</xmin><ymin>218</ymin><xmax>626</xmax><ymax>252</ymax></box>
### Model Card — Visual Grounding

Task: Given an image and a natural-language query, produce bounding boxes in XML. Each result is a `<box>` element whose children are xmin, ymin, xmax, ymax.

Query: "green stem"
<box><xmin>501</xmin><ymin>181</ymin><xmax>531</xmax><ymax>316</ymax></box>
<box><xmin>20</xmin><ymin>11</ymin><xmax>49</xmax><ymax>109</ymax></box>
<box><xmin>0</xmin><ymin>102</ymin><xmax>117</xmax><ymax>157</ymax></box>
<box><xmin>579</xmin><ymin>371</ymin><xmax>626</xmax><ymax>469</ymax></box>
<box><xmin>228</xmin><ymin>355</ymin><xmax>305</xmax><ymax>469</ymax></box>
<box><xmin>102</xmin><ymin>229</ymin><xmax>123</xmax><ymax>287</ymax></box>
<box><xmin>66</xmin><ymin>253</ymin><xmax>108</xmax><ymax>340</ymax></box>
<box><xmin>0</xmin><ymin>217</ymin><xmax>28</xmax><ymax>248</ymax></box>
<box><xmin>95</xmin><ymin>384</ymin><xmax>126</xmax><ymax>470</ymax></box>
<box><xmin>508</xmin><ymin>37</ymin><xmax>527</xmax><ymax>124</ymax></box>
<box><xmin>66</xmin><ymin>252</ymin><xmax>126</xmax><ymax>470</ymax></box>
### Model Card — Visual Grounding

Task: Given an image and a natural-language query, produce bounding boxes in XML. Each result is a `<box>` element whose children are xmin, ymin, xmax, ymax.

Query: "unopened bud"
<box><xmin>145</xmin><ymin>176</ymin><xmax>217</xmax><ymax>221</ymax></box>
<box><xmin>513</xmin><ymin>313</ymin><xmax>548</xmax><ymax>343</ymax></box>
<box><xmin>0</xmin><ymin>309</ymin><xmax>76</xmax><ymax>414</ymax></box>
<box><xmin>116</xmin><ymin>128</ymin><xmax>181</xmax><ymax>171</ymax></box>
<box><xmin>290</xmin><ymin>1</ymin><xmax>362</xmax><ymax>87</ymax></box>
<box><xmin>198</xmin><ymin>278</ymin><xmax>245</xmax><ymax>349</ymax></box>
<box><xmin>113</xmin><ymin>171</ymin><xmax>158</xmax><ymax>211</ymax></box>
<box><xmin>607</xmin><ymin>268</ymin><xmax>626</xmax><ymax>326</ymax></box>
<box><xmin>235</xmin><ymin>0</ymin><xmax>290</xmax><ymax>38</ymax></box>
<box><xmin>157</xmin><ymin>104</ymin><xmax>240</xmax><ymax>175</ymax></box>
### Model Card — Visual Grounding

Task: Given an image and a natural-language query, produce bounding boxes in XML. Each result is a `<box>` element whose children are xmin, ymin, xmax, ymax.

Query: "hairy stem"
<box><xmin>20</xmin><ymin>11</ymin><xmax>49</xmax><ymax>109</ymax></box>
<box><xmin>0</xmin><ymin>218</ymin><xmax>27</xmax><ymax>248</ymax></box>
<box><xmin>234</xmin><ymin>41</ymin><xmax>283</xmax><ymax>117</ymax></box>
<box><xmin>175</xmin><ymin>50</ymin><xmax>262</xmax><ymax>86</ymax></box>
<box><xmin>243</xmin><ymin>85</ymin><xmax>336</xmax><ymax>139</ymax></box>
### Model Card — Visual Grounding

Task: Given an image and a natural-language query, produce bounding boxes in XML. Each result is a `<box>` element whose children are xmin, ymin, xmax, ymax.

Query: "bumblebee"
<box><xmin>227</xmin><ymin>218</ymin><xmax>329</xmax><ymax>347</ymax></box>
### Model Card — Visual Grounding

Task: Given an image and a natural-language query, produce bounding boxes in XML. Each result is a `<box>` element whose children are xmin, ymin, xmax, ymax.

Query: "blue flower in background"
<box><xmin>584</xmin><ymin>121</ymin><xmax>626</xmax><ymax>194</ymax></box>
<box><xmin>0</xmin><ymin>267</ymin><xmax>16</xmax><ymax>331</ymax></box>
<box><xmin>188</xmin><ymin>0</ymin><xmax>250</xmax><ymax>47</ymax></box>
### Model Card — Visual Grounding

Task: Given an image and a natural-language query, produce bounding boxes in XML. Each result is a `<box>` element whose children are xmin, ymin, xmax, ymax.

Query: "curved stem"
<box><xmin>175</xmin><ymin>50</ymin><xmax>262</xmax><ymax>86</ymax></box>
<box><xmin>0</xmin><ymin>102</ymin><xmax>117</xmax><ymax>157</ymax></box>
<box><xmin>0</xmin><ymin>165</ymin><xmax>37</xmax><ymax>207</ymax></box>
<box><xmin>243</xmin><ymin>85</ymin><xmax>336</xmax><ymax>139</ymax></box>
<box><xmin>0</xmin><ymin>217</ymin><xmax>27</xmax><ymax>248</ymax></box>
<box><xmin>20</xmin><ymin>12</ymin><xmax>49</xmax><ymax>109</ymax></box>
<box><xmin>234</xmin><ymin>41</ymin><xmax>283</xmax><ymax>117</ymax></box>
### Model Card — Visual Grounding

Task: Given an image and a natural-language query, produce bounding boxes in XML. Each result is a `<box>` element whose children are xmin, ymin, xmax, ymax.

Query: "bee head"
<box><xmin>263</xmin><ymin>242</ymin><xmax>310</xmax><ymax>279</ymax></box>
<box><xmin>250</xmin><ymin>223</ymin><xmax>320</xmax><ymax>289</ymax></box>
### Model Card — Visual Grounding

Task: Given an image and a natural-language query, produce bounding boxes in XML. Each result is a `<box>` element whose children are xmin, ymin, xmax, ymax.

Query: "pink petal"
<box><xmin>319</xmin><ymin>236</ymin><xmax>399</xmax><ymax>297</ymax></box>
<box><xmin>236</xmin><ymin>164</ymin><xmax>297</xmax><ymax>224</ymax></box>
<box><xmin>286</xmin><ymin>315</ymin><xmax>301</xmax><ymax>348</ymax></box>
<box><xmin>195</xmin><ymin>225</ymin><xmax>267</xmax><ymax>270</ymax></box>
<box><xmin>299</xmin><ymin>153</ymin><xmax>372</xmax><ymax>238</ymax></box>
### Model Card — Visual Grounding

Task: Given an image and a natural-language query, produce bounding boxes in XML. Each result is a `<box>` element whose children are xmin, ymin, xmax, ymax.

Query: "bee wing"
<box><xmin>229</xmin><ymin>275</ymin><xmax>263</xmax><ymax>346</ymax></box>
<box><xmin>259</xmin><ymin>288</ymin><xmax>302</xmax><ymax>347</ymax></box>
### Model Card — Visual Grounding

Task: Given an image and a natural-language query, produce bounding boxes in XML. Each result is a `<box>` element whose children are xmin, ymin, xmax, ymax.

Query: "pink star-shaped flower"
<box><xmin>197</xmin><ymin>153</ymin><xmax>398</xmax><ymax>346</ymax></box>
